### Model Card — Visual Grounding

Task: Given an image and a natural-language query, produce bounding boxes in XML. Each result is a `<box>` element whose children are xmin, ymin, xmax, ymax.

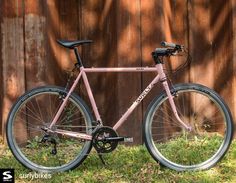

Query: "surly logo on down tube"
<box><xmin>136</xmin><ymin>85</ymin><xmax>152</xmax><ymax>103</ymax></box>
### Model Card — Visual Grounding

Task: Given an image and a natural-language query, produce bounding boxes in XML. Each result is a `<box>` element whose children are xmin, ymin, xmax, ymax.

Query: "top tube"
<box><xmin>83</xmin><ymin>67</ymin><xmax>157</xmax><ymax>73</ymax></box>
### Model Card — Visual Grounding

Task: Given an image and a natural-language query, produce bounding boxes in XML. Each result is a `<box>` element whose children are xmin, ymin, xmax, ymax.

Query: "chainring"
<box><xmin>92</xmin><ymin>126</ymin><xmax>118</xmax><ymax>153</ymax></box>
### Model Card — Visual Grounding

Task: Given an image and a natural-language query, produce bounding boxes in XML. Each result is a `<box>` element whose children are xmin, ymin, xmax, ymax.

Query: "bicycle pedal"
<box><xmin>124</xmin><ymin>137</ymin><xmax>133</xmax><ymax>143</ymax></box>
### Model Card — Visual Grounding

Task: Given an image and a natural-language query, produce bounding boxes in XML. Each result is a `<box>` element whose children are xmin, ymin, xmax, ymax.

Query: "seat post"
<box><xmin>74</xmin><ymin>47</ymin><xmax>83</xmax><ymax>67</ymax></box>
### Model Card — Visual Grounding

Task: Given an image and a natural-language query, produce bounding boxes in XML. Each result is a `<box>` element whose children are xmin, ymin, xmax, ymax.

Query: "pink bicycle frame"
<box><xmin>48</xmin><ymin>64</ymin><xmax>191</xmax><ymax>140</ymax></box>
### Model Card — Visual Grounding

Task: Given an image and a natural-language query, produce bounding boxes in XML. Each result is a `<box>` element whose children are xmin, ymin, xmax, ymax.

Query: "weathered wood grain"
<box><xmin>211</xmin><ymin>0</ymin><xmax>234</xmax><ymax>115</ymax></box>
<box><xmin>232</xmin><ymin>0</ymin><xmax>236</xmax><ymax>124</ymax></box>
<box><xmin>0</xmin><ymin>0</ymin><xmax>3</xmax><ymax>135</ymax></box>
<box><xmin>140</xmin><ymin>0</ymin><xmax>164</xmax><ymax>131</ymax></box>
<box><xmin>80</xmin><ymin>0</ymin><xmax>120</xmax><ymax>133</ymax></box>
<box><xmin>188</xmin><ymin>0</ymin><xmax>214</xmax><ymax>87</ymax></box>
<box><xmin>1</xmin><ymin>0</ymin><xmax>25</xmax><ymax>138</ymax></box>
<box><xmin>0</xmin><ymin>0</ymin><xmax>235</xmax><ymax>140</ymax></box>
<box><xmin>24</xmin><ymin>0</ymin><xmax>47</xmax><ymax>89</ymax></box>
<box><xmin>115</xmin><ymin>0</ymin><xmax>143</xmax><ymax>144</ymax></box>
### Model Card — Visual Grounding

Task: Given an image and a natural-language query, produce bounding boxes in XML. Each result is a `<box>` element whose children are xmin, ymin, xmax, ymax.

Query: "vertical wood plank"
<box><xmin>57</xmin><ymin>0</ymin><xmax>79</xmax><ymax>81</ymax></box>
<box><xmin>232</xmin><ymin>0</ymin><xmax>236</xmax><ymax>133</ymax></box>
<box><xmin>189</xmin><ymin>0</ymin><xmax>235</xmax><ymax>131</ymax></box>
<box><xmin>24</xmin><ymin>0</ymin><xmax>47</xmax><ymax>89</ymax></box>
<box><xmin>140</xmin><ymin>0</ymin><xmax>164</xmax><ymax>132</ymax></box>
<box><xmin>0</xmin><ymin>0</ymin><xmax>3</xmax><ymax>135</ymax></box>
<box><xmin>44</xmin><ymin>0</ymin><xmax>62</xmax><ymax>85</ymax></box>
<box><xmin>1</xmin><ymin>0</ymin><xmax>25</xmax><ymax>138</ymax></box>
<box><xmin>80</xmin><ymin>0</ymin><xmax>119</xmax><ymax>131</ymax></box>
<box><xmin>211</xmin><ymin>0</ymin><xmax>233</xmax><ymax>93</ymax></box>
<box><xmin>163</xmin><ymin>0</ymin><xmax>189</xmax><ymax>83</ymax></box>
<box><xmin>116</xmin><ymin>0</ymin><xmax>142</xmax><ymax>144</ymax></box>
<box><xmin>188</xmin><ymin>1</ymin><xmax>214</xmax><ymax>87</ymax></box>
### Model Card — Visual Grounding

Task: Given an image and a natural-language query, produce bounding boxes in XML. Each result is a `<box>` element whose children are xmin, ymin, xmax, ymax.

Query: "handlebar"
<box><xmin>161</xmin><ymin>41</ymin><xmax>182</xmax><ymax>49</ymax></box>
<box><xmin>152</xmin><ymin>41</ymin><xmax>190</xmax><ymax>71</ymax></box>
<box><xmin>153</xmin><ymin>41</ymin><xmax>184</xmax><ymax>57</ymax></box>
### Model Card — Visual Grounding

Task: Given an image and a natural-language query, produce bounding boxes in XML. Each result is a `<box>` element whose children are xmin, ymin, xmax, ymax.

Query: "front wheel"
<box><xmin>7</xmin><ymin>86</ymin><xmax>93</xmax><ymax>172</ymax></box>
<box><xmin>143</xmin><ymin>83</ymin><xmax>234</xmax><ymax>171</ymax></box>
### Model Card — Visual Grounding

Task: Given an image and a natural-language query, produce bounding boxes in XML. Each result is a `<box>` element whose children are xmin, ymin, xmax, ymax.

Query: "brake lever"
<box><xmin>170</xmin><ymin>48</ymin><xmax>184</xmax><ymax>56</ymax></box>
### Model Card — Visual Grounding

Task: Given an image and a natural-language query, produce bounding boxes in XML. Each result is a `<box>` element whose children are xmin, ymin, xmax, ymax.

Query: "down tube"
<box><xmin>113</xmin><ymin>75</ymin><xmax>160</xmax><ymax>130</ymax></box>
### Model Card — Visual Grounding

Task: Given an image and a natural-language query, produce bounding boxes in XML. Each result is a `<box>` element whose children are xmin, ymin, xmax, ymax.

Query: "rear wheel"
<box><xmin>143</xmin><ymin>83</ymin><xmax>233</xmax><ymax>171</ymax></box>
<box><xmin>7</xmin><ymin>86</ymin><xmax>93</xmax><ymax>172</ymax></box>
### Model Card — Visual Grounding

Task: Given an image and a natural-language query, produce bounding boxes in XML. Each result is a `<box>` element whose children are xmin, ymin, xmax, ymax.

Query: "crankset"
<box><xmin>92</xmin><ymin>126</ymin><xmax>134</xmax><ymax>153</ymax></box>
<box><xmin>92</xmin><ymin>127</ymin><xmax>119</xmax><ymax>153</ymax></box>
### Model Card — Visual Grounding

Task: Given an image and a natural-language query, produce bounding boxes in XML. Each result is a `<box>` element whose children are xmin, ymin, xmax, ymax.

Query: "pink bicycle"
<box><xmin>6</xmin><ymin>40</ymin><xmax>233</xmax><ymax>172</ymax></box>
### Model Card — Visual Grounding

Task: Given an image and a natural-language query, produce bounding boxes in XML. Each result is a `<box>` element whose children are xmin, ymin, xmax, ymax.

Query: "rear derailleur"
<box><xmin>40</xmin><ymin>134</ymin><xmax>57</xmax><ymax>155</ymax></box>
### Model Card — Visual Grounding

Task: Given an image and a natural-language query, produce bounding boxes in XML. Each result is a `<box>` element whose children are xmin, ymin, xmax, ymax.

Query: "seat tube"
<box><xmin>81</xmin><ymin>68</ymin><xmax>102</xmax><ymax>124</ymax></box>
<box><xmin>74</xmin><ymin>47</ymin><xmax>83</xmax><ymax>67</ymax></box>
<box><xmin>156</xmin><ymin>64</ymin><xmax>191</xmax><ymax>130</ymax></box>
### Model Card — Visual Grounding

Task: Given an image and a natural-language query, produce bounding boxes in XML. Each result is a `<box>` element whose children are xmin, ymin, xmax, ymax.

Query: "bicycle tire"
<box><xmin>7</xmin><ymin>86</ymin><xmax>93</xmax><ymax>172</ymax></box>
<box><xmin>143</xmin><ymin>83</ymin><xmax>233</xmax><ymax>171</ymax></box>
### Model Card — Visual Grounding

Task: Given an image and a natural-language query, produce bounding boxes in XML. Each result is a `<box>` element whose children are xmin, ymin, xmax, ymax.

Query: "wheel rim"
<box><xmin>148</xmin><ymin>88</ymin><xmax>228</xmax><ymax>169</ymax></box>
<box><xmin>10</xmin><ymin>90</ymin><xmax>91</xmax><ymax>170</ymax></box>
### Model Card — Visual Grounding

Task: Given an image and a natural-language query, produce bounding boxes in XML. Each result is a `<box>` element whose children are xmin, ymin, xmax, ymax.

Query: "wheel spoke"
<box><xmin>144</xmin><ymin>84</ymin><xmax>232</xmax><ymax>171</ymax></box>
<box><xmin>7</xmin><ymin>87</ymin><xmax>92</xmax><ymax>172</ymax></box>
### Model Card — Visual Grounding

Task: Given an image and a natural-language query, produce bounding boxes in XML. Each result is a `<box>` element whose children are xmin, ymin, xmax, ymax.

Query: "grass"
<box><xmin>0</xmin><ymin>140</ymin><xmax>236</xmax><ymax>183</ymax></box>
<box><xmin>155</xmin><ymin>134</ymin><xmax>223</xmax><ymax>165</ymax></box>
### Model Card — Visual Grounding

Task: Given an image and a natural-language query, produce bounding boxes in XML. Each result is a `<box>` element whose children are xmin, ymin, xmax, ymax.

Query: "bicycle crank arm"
<box><xmin>105</xmin><ymin>137</ymin><xmax>133</xmax><ymax>143</ymax></box>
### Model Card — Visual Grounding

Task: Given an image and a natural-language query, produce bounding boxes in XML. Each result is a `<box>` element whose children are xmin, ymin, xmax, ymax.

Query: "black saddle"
<box><xmin>57</xmin><ymin>40</ymin><xmax>93</xmax><ymax>49</ymax></box>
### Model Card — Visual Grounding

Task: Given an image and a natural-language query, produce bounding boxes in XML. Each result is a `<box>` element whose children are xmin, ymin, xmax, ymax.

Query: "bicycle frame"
<box><xmin>48</xmin><ymin>64</ymin><xmax>191</xmax><ymax>140</ymax></box>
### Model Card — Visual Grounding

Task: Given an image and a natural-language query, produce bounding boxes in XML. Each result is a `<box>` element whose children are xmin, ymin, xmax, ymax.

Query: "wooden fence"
<box><xmin>0</xmin><ymin>0</ymin><xmax>235</xmax><ymax>144</ymax></box>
